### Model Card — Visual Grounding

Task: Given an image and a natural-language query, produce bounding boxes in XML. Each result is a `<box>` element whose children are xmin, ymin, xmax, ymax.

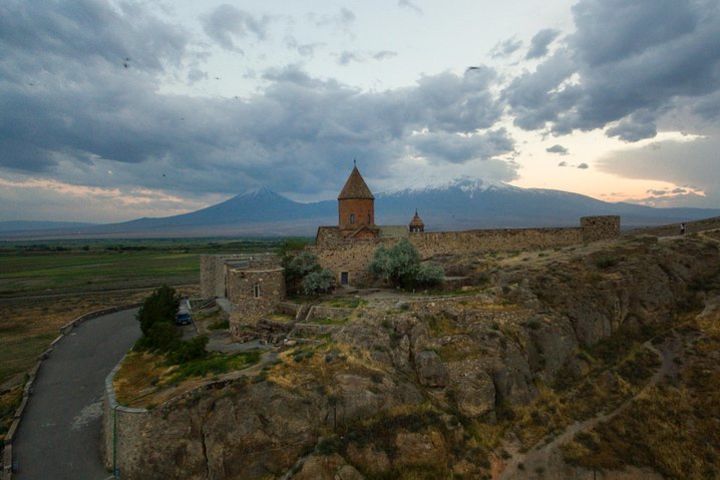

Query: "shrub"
<box><xmin>369</xmin><ymin>239</ymin><xmax>444</xmax><ymax>289</ymax></box>
<box><xmin>593</xmin><ymin>255</ymin><xmax>619</xmax><ymax>269</ymax></box>
<box><xmin>136</xmin><ymin>285</ymin><xmax>179</xmax><ymax>338</ymax></box>
<box><xmin>283</xmin><ymin>251</ymin><xmax>324</xmax><ymax>294</ymax></box>
<box><xmin>301</xmin><ymin>269</ymin><xmax>336</xmax><ymax>296</ymax></box>
<box><xmin>168</xmin><ymin>336</ymin><xmax>209</xmax><ymax>363</ymax></box>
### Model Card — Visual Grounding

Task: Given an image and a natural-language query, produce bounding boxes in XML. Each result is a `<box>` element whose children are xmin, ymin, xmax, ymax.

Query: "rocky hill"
<box><xmin>114</xmin><ymin>232</ymin><xmax>720</xmax><ymax>479</ymax></box>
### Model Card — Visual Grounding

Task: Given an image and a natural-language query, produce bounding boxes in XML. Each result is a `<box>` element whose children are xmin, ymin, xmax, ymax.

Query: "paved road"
<box><xmin>13</xmin><ymin>308</ymin><xmax>140</xmax><ymax>480</ymax></box>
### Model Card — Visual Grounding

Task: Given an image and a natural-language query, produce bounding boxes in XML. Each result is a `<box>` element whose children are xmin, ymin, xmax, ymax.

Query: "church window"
<box><xmin>350</xmin><ymin>213</ymin><xmax>355</xmax><ymax>224</ymax></box>
<box><xmin>253</xmin><ymin>284</ymin><xmax>261</xmax><ymax>298</ymax></box>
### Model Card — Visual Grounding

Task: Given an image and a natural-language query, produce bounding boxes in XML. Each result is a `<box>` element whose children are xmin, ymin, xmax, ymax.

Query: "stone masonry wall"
<box><xmin>103</xmin><ymin>360</ymin><xmax>150</xmax><ymax>478</ymax></box>
<box><xmin>227</xmin><ymin>267</ymin><xmax>286</xmax><ymax>339</ymax></box>
<box><xmin>313</xmin><ymin>216</ymin><xmax>620</xmax><ymax>286</ymax></box>
<box><xmin>580</xmin><ymin>215</ymin><xmax>621</xmax><ymax>242</ymax></box>
<box><xmin>200</xmin><ymin>254</ymin><xmax>281</xmax><ymax>298</ymax></box>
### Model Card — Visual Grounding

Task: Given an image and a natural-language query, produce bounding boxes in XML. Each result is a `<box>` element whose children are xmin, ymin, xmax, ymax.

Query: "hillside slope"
<box><xmin>111</xmin><ymin>231</ymin><xmax>720</xmax><ymax>479</ymax></box>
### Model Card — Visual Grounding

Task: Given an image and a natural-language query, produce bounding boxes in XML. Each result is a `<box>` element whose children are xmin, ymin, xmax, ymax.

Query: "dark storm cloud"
<box><xmin>201</xmin><ymin>4</ymin><xmax>273</xmax><ymax>51</ymax></box>
<box><xmin>504</xmin><ymin>0</ymin><xmax>720</xmax><ymax>141</ymax></box>
<box><xmin>0</xmin><ymin>0</ymin><xmax>187</xmax><ymax>73</ymax></box>
<box><xmin>408</xmin><ymin>129</ymin><xmax>514</xmax><ymax>164</ymax></box>
<box><xmin>546</xmin><ymin>144</ymin><xmax>569</xmax><ymax>155</ymax></box>
<box><xmin>0</xmin><ymin>1</ymin><xmax>512</xmax><ymax>199</ymax></box>
<box><xmin>526</xmin><ymin>29</ymin><xmax>561</xmax><ymax>60</ymax></box>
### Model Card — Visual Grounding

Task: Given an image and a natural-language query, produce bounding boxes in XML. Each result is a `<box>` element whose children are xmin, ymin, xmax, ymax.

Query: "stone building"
<box><xmin>310</xmin><ymin>166</ymin><xmax>622</xmax><ymax>287</ymax></box>
<box><xmin>200</xmin><ymin>254</ymin><xmax>286</xmax><ymax>339</ymax></box>
<box><xmin>201</xmin><ymin>166</ymin><xmax>622</xmax><ymax>318</ymax></box>
<box><xmin>337</xmin><ymin>164</ymin><xmax>379</xmax><ymax>240</ymax></box>
<box><xmin>409</xmin><ymin>210</ymin><xmax>425</xmax><ymax>233</ymax></box>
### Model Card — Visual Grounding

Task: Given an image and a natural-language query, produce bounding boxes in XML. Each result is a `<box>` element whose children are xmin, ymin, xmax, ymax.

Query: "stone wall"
<box><xmin>580</xmin><ymin>215</ymin><xmax>621</xmax><ymax>242</ymax></box>
<box><xmin>200</xmin><ymin>254</ymin><xmax>280</xmax><ymax>298</ymax></box>
<box><xmin>313</xmin><ymin>216</ymin><xmax>621</xmax><ymax>286</ymax></box>
<box><xmin>409</xmin><ymin>227</ymin><xmax>583</xmax><ymax>257</ymax></box>
<box><xmin>227</xmin><ymin>267</ymin><xmax>286</xmax><ymax>339</ymax></box>
<box><xmin>102</xmin><ymin>359</ymin><xmax>150</xmax><ymax>478</ymax></box>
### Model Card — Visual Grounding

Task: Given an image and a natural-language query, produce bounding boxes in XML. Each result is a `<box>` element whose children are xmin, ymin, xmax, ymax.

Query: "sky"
<box><xmin>1</xmin><ymin>0</ymin><xmax>719</xmax><ymax>222</ymax></box>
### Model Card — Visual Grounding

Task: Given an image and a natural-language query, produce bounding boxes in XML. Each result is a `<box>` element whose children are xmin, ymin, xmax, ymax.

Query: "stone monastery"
<box><xmin>201</xmin><ymin>166</ymin><xmax>620</xmax><ymax>338</ymax></box>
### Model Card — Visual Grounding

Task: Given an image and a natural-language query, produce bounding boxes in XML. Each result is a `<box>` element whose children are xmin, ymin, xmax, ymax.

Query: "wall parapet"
<box><xmin>102</xmin><ymin>357</ymin><xmax>150</xmax><ymax>478</ymax></box>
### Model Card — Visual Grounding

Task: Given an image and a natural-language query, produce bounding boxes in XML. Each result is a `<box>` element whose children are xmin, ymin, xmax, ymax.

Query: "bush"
<box><xmin>301</xmin><ymin>269</ymin><xmax>336</xmax><ymax>296</ymax></box>
<box><xmin>283</xmin><ymin>251</ymin><xmax>322</xmax><ymax>294</ymax></box>
<box><xmin>369</xmin><ymin>239</ymin><xmax>444</xmax><ymax>289</ymax></box>
<box><xmin>135</xmin><ymin>286</ymin><xmax>209</xmax><ymax>364</ymax></box>
<box><xmin>168</xmin><ymin>336</ymin><xmax>209</xmax><ymax>363</ymax></box>
<box><xmin>136</xmin><ymin>285</ymin><xmax>179</xmax><ymax>338</ymax></box>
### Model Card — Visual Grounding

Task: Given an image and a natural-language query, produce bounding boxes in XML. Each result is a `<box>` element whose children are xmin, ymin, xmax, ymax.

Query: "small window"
<box><xmin>349</xmin><ymin>213</ymin><xmax>355</xmax><ymax>224</ymax></box>
<box><xmin>253</xmin><ymin>284</ymin><xmax>261</xmax><ymax>298</ymax></box>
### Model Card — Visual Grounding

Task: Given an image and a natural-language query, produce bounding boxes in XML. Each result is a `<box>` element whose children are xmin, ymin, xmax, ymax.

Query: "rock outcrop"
<box><xmin>116</xmin><ymin>236</ymin><xmax>720</xmax><ymax>479</ymax></box>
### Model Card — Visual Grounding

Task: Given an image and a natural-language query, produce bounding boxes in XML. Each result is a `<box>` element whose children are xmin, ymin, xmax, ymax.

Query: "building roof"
<box><xmin>409</xmin><ymin>210</ymin><xmax>424</xmax><ymax>227</ymax></box>
<box><xmin>338</xmin><ymin>166</ymin><xmax>374</xmax><ymax>200</ymax></box>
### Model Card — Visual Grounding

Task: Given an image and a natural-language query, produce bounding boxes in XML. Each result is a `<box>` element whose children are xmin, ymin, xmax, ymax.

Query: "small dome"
<box><xmin>409</xmin><ymin>209</ymin><xmax>424</xmax><ymax>232</ymax></box>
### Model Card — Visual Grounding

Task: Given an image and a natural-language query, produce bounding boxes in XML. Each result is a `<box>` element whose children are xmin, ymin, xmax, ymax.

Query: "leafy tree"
<box><xmin>136</xmin><ymin>285</ymin><xmax>179</xmax><ymax>337</ymax></box>
<box><xmin>283</xmin><ymin>251</ymin><xmax>323</xmax><ymax>294</ymax></box>
<box><xmin>135</xmin><ymin>286</ymin><xmax>209</xmax><ymax>362</ymax></box>
<box><xmin>369</xmin><ymin>239</ymin><xmax>444</xmax><ymax>289</ymax></box>
<box><xmin>302</xmin><ymin>269</ymin><xmax>336</xmax><ymax>296</ymax></box>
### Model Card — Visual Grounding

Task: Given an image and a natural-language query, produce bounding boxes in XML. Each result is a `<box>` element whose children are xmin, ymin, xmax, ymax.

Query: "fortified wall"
<box><xmin>311</xmin><ymin>216</ymin><xmax>620</xmax><ymax>286</ymax></box>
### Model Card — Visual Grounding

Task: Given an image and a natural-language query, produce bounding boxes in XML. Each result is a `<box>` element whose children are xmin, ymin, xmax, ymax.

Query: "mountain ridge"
<box><xmin>2</xmin><ymin>180</ymin><xmax>719</xmax><ymax>239</ymax></box>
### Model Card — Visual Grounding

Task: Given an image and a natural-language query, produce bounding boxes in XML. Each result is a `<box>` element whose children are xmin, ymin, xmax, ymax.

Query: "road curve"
<box><xmin>13</xmin><ymin>308</ymin><xmax>140</xmax><ymax>480</ymax></box>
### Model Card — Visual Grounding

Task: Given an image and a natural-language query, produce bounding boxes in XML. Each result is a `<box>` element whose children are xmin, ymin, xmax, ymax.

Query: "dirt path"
<box><xmin>497</xmin><ymin>340</ymin><xmax>675</xmax><ymax>480</ymax></box>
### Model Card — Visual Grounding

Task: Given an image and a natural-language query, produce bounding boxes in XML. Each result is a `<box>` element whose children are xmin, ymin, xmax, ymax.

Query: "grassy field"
<box><xmin>0</xmin><ymin>237</ymin><xmax>306</xmax><ymax>296</ymax></box>
<box><xmin>0</xmin><ymin>236</ymin><xmax>306</xmax><ymax>444</ymax></box>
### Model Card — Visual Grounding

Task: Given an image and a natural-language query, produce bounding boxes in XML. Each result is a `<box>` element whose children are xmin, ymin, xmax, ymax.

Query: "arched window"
<box><xmin>253</xmin><ymin>284</ymin><xmax>261</xmax><ymax>298</ymax></box>
<box><xmin>349</xmin><ymin>213</ymin><xmax>355</xmax><ymax>224</ymax></box>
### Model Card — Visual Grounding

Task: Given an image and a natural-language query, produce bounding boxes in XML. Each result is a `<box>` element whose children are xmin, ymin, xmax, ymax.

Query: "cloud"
<box><xmin>313</xmin><ymin>7</ymin><xmax>356</xmax><ymax>28</ymax></box>
<box><xmin>576</xmin><ymin>162</ymin><xmax>589</xmax><ymax>169</ymax></box>
<box><xmin>337</xmin><ymin>50</ymin><xmax>399</xmax><ymax>65</ymax></box>
<box><xmin>526</xmin><ymin>29</ymin><xmax>561</xmax><ymax>59</ymax></box>
<box><xmin>0</xmin><ymin>0</ymin><xmax>511</xmax><ymax>217</ymax></box>
<box><xmin>503</xmin><ymin>0</ymin><xmax>720</xmax><ymax>141</ymax></box>
<box><xmin>408</xmin><ymin>129</ymin><xmax>515</xmax><ymax>164</ymax></box>
<box><xmin>284</xmin><ymin>36</ymin><xmax>324</xmax><ymax>57</ymax></box>
<box><xmin>558</xmin><ymin>161</ymin><xmax>568</xmax><ymax>167</ymax></box>
<box><xmin>200</xmin><ymin>4</ymin><xmax>273</xmax><ymax>51</ymax></box>
<box><xmin>373</xmin><ymin>50</ymin><xmax>398</xmax><ymax>61</ymax></box>
<box><xmin>597</xmin><ymin>135</ymin><xmax>720</xmax><ymax>206</ymax></box>
<box><xmin>546</xmin><ymin>144</ymin><xmax>569</xmax><ymax>155</ymax></box>
<box><xmin>490</xmin><ymin>37</ymin><xmax>523</xmax><ymax>59</ymax></box>
<box><xmin>398</xmin><ymin>0</ymin><xmax>423</xmax><ymax>14</ymax></box>
<box><xmin>337</xmin><ymin>50</ymin><xmax>362</xmax><ymax>65</ymax></box>
<box><xmin>605</xmin><ymin>110</ymin><xmax>658</xmax><ymax>141</ymax></box>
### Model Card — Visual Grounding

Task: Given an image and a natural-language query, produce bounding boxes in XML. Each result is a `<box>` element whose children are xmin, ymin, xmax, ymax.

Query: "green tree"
<box><xmin>283</xmin><ymin>251</ymin><xmax>322</xmax><ymax>294</ymax></box>
<box><xmin>369</xmin><ymin>239</ymin><xmax>444</xmax><ymax>289</ymax></box>
<box><xmin>301</xmin><ymin>269</ymin><xmax>336</xmax><ymax>296</ymax></box>
<box><xmin>136</xmin><ymin>285</ymin><xmax>179</xmax><ymax>337</ymax></box>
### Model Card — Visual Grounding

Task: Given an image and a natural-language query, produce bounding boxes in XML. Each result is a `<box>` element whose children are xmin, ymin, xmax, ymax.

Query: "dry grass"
<box><xmin>561</xmin><ymin>310</ymin><xmax>720</xmax><ymax>478</ymax></box>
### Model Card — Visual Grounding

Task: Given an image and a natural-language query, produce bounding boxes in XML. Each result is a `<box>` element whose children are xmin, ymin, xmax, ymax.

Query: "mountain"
<box><xmin>0</xmin><ymin>220</ymin><xmax>96</xmax><ymax>232</ymax></box>
<box><xmin>1</xmin><ymin>180</ymin><xmax>719</xmax><ymax>239</ymax></box>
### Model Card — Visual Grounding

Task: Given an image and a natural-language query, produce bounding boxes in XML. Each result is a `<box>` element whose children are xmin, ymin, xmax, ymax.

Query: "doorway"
<box><xmin>340</xmin><ymin>272</ymin><xmax>349</xmax><ymax>286</ymax></box>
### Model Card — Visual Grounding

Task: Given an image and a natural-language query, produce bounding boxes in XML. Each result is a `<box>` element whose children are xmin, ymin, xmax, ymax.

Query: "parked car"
<box><xmin>175</xmin><ymin>311</ymin><xmax>192</xmax><ymax>325</ymax></box>
<box><xmin>175</xmin><ymin>300</ymin><xmax>193</xmax><ymax>325</ymax></box>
